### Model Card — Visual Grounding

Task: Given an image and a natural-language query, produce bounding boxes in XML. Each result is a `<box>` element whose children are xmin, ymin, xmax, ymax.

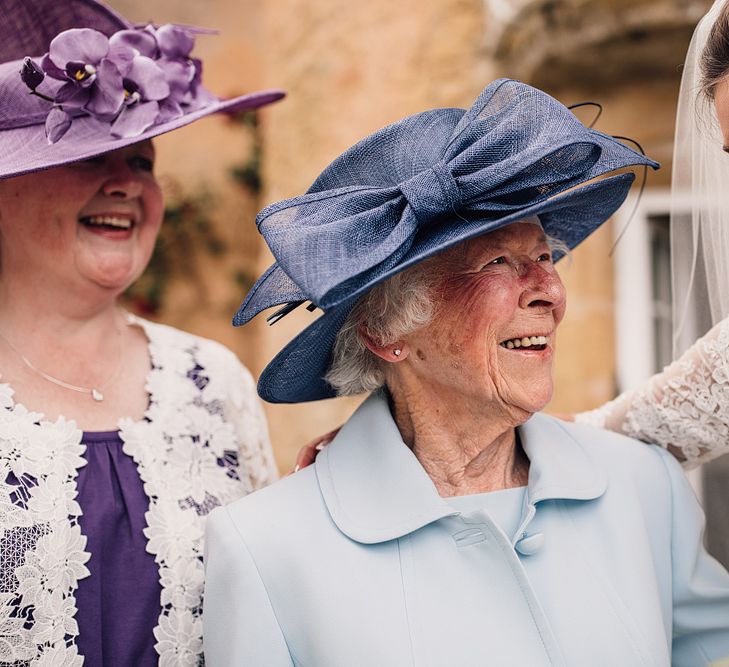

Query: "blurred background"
<box><xmin>109</xmin><ymin>0</ymin><xmax>727</xmax><ymax>564</ymax></box>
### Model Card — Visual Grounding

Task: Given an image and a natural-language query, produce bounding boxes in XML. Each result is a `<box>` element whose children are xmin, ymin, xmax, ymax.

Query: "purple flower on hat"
<box><xmin>157</xmin><ymin>24</ymin><xmax>195</xmax><ymax>59</ymax></box>
<box><xmin>20</xmin><ymin>22</ymin><xmax>220</xmax><ymax>143</ymax></box>
<box><xmin>20</xmin><ymin>57</ymin><xmax>45</xmax><ymax>91</ymax></box>
<box><xmin>42</xmin><ymin>28</ymin><xmax>126</xmax><ymax>118</ymax></box>
<box><xmin>153</xmin><ymin>25</ymin><xmax>215</xmax><ymax>120</ymax></box>
<box><xmin>109</xmin><ymin>26</ymin><xmax>158</xmax><ymax>58</ymax></box>
<box><xmin>110</xmin><ymin>54</ymin><xmax>170</xmax><ymax>138</ymax></box>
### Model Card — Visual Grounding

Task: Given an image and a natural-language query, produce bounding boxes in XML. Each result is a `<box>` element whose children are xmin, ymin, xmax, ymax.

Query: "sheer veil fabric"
<box><xmin>672</xmin><ymin>0</ymin><xmax>729</xmax><ymax>355</ymax></box>
<box><xmin>574</xmin><ymin>0</ymin><xmax>729</xmax><ymax>467</ymax></box>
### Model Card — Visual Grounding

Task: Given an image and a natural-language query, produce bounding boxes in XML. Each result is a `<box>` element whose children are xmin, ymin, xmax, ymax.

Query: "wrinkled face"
<box><xmin>399</xmin><ymin>222</ymin><xmax>566</xmax><ymax>419</ymax></box>
<box><xmin>0</xmin><ymin>141</ymin><xmax>163</xmax><ymax>296</ymax></box>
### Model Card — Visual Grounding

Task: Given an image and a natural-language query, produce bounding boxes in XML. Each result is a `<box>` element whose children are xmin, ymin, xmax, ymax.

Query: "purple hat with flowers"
<box><xmin>0</xmin><ymin>0</ymin><xmax>284</xmax><ymax>179</ymax></box>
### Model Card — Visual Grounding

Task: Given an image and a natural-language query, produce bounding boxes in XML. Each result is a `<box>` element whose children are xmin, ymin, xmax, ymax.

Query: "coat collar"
<box><xmin>315</xmin><ymin>392</ymin><xmax>608</xmax><ymax>544</ymax></box>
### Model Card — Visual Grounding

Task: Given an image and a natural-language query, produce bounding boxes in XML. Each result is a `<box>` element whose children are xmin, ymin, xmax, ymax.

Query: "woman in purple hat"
<box><xmin>0</xmin><ymin>1</ymin><xmax>283</xmax><ymax>664</ymax></box>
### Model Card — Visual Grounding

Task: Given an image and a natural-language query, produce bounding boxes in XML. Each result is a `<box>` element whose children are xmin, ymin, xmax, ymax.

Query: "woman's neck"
<box><xmin>0</xmin><ymin>280</ymin><xmax>122</xmax><ymax>350</ymax></box>
<box><xmin>388</xmin><ymin>386</ymin><xmax>531</xmax><ymax>497</ymax></box>
<box><xmin>0</xmin><ymin>283</ymin><xmax>153</xmax><ymax>430</ymax></box>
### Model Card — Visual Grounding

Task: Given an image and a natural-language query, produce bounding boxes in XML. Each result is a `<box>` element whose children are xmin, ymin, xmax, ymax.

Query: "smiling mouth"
<box><xmin>78</xmin><ymin>215</ymin><xmax>135</xmax><ymax>231</ymax></box>
<box><xmin>500</xmin><ymin>335</ymin><xmax>549</xmax><ymax>351</ymax></box>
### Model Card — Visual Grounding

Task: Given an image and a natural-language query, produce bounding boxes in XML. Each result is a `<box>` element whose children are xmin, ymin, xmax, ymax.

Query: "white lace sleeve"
<box><xmin>575</xmin><ymin>317</ymin><xmax>729</xmax><ymax>469</ymax></box>
<box><xmin>186</xmin><ymin>335</ymin><xmax>279</xmax><ymax>491</ymax></box>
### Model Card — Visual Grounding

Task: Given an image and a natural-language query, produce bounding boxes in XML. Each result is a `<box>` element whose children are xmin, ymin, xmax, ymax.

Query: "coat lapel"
<box><xmin>315</xmin><ymin>393</ymin><xmax>608</xmax><ymax>545</ymax></box>
<box><xmin>315</xmin><ymin>392</ymin><xmax>456</xmax><ymax>544</ymax></box>
<box><xmin>520</xmin><ymin>413</ymin><xmax>608</xmax><ymax>505</ymax></box>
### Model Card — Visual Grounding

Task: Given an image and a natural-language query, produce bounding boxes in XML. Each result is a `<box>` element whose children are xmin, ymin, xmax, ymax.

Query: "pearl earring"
<box><xmin>393</xmin><ymin>348</ymin><xmax>402</xmax><ymax>357</ymax></box>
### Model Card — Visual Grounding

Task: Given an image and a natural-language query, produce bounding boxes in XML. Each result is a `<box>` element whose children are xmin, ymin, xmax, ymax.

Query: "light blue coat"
<box><xmin>203</xmin><ymin>393</ymin><xmax>729</xmax><ymax>666</ymax></box>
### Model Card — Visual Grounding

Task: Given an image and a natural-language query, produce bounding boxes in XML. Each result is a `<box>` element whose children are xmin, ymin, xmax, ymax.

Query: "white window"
<box><xmin>613</xmin><ymin>188</ymin><xmax>674</xmax><ymax>388</ymax></box>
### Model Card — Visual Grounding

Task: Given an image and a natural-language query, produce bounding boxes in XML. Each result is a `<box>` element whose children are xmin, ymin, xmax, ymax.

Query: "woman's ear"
<box><xmin>357</xmin><ymin>325</ymin><xmax>409</xmax><ymax>362</ymax></box>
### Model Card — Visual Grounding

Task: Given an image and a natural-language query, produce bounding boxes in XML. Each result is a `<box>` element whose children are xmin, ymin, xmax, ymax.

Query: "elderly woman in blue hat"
<box><xmin>204</xmin><ymin>80</ymin><xmax>729</xmax><ymax>666</ymax></box>
<box><xmin>0</xmin><ymin>0</ymin><xmax>283</xmax><ymax>664</ymax></box>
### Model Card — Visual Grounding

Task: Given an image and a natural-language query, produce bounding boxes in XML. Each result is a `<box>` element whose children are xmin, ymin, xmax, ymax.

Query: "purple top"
<box><xmin>75</xmin><ymin>430</ymin><xmax>160</xmax><ymax>666</ymax></box>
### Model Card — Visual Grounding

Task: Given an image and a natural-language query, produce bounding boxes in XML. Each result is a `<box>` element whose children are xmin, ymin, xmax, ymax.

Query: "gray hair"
<box><xmin>325</xmin><ymin>233</ymin><xmax>570</xmax><ymax>396</ymax></box>
<box><xmin>324</xmin><ymin>262</ymin><xmax>438</xmax><ymax>396</ymax></box>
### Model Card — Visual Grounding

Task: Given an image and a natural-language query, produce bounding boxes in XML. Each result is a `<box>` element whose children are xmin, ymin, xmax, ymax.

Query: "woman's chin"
<box><xmin>511</xmin><ymin>384</ymin><xmax>553</xmax><ymax>417</ymax></box>
<box><xmin>91</xmin><ymin>276</ymin><xmax>135</xmax><ymax>292</ymax></box>
<box><xmin>80</xmin><ymin>263</ymin><xmax>140</xmax><ymax>293</ymax></box>
<box><xmin>75</xmin><ymin>251</ymin><xmax>146</xmax><ymax>293</ymax></box>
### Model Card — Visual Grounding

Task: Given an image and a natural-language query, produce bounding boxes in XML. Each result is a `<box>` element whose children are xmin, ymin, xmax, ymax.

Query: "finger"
<box><xmin>295</xmin><ymin>444</ymin><xmax>318</xmax><ymax>469</ymax></box>
<box><xmin>291</xmin><ymin>426</ymin><xmax>343</xmax><ymax>474</ymax></box>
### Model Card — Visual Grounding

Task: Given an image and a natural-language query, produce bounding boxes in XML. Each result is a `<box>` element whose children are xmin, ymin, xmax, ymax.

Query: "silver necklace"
<box><xmin>0</xmin><ymin>321</ymin><xmax>126</xmax><ymax>402</ymax></box>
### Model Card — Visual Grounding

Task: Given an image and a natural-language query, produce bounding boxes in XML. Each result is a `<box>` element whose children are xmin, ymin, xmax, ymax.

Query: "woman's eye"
<box><xmin>488</xmin><ymin>256</ymin><xmax>506</xmax><ymax>265</ymax></box>
<box><xmin>130</xmin><ymin>156</ymin><xmax>154</xmax><ymax>172</ymax></box>
<box><xmin>537</xmin><ymin>253</ymin><xmax>552</xmax><ymax>262</ymax></box>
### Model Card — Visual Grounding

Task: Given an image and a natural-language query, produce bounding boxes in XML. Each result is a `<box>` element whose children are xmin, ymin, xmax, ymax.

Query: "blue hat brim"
<box><xmin>253</xmin><ymin>170</ymin><xmax>636</xmax><ymax>403</ymax></box>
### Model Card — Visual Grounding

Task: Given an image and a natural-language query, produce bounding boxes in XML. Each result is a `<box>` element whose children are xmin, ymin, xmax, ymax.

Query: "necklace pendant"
<box><xmin>91</xmin><ymin>388</ymin><xmax>104</xmax><ymax>402</ymax></box>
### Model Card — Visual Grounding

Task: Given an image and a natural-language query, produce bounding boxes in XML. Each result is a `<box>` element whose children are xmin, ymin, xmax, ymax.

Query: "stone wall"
<box><xmin>485</xmin><ymin>0</ymin><xmax>710</xmax><ymax>87</ymax></box>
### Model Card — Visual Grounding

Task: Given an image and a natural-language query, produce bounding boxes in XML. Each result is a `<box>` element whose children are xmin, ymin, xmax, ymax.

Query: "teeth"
<box><xmin>82</xmin><ymin>215</ymin><xmax>133</xmax><ymax>229</ymax></box>
<box><xmin>501</xmin><ymin>335</ymin><xmax>548</xmax><ymax>349</ymax></box>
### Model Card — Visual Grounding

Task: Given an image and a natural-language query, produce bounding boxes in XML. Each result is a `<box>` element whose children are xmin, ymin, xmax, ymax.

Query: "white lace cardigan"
<box><xmin>577</xmin><ymin>315</ymin><xmax>729</xmax><ymax>469</ymax></box>
<box><xmin>0</xmin><ymin>315</ymin><xmax>278</xmax><ymax>666</ymax></box>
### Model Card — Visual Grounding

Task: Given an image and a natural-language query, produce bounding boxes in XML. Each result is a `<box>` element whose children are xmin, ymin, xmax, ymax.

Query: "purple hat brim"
<box><xmin>250</xmin><ymin>170</ymin><xmax>636</xmax><ymax>403</ymax></box>
<box><xmin>0</xmin><ymin>88</ymin><xmax>285</xmax><ymax>181</ymax></box>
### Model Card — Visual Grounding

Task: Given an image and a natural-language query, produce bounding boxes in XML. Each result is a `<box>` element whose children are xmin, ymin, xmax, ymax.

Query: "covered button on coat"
<box><xmin>203</xmin><ymin>393</ymin><xmax>729</xmax><ymax>666</ymax></box>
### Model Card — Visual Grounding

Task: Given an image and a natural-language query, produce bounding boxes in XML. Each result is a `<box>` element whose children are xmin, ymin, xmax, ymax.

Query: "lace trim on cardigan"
<box><xmin>0</xmin><ymin>315</ymin><xmax>277</xmax><ymax>665</ymax></box>
<box><xmin>0</xmin><ymin>385</ymin><xmax>88</xmax><ymax>666</ymax></box>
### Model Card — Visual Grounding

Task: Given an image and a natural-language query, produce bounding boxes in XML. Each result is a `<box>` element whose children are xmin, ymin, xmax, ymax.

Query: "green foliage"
<box><xmin>229</xmin><ymin>110</ymin><xmax>263</xmax><ymax>195</ymax></box>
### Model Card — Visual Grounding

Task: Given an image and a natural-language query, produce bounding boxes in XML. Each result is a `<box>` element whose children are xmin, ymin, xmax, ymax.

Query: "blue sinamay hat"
<box><xmin>235</xmin><ymin>78</ymin><xmax>658</xmax><ymax>403</ymax></box>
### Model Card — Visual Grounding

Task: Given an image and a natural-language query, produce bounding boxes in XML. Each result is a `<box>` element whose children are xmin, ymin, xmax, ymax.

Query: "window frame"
<box><xmin>611</xmin><ymin>187</ymin><xmax>702</xmax><ymax>494</ymax></box>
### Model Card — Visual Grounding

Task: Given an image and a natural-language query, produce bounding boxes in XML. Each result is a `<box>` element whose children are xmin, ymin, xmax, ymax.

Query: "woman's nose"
<box><xmin>101</xmin><ymin>164</ymin><xmax>144</xmax><ymax>199</ymax></box>
<box><xmin>518</xmin><ymin>261</ymin><xmax>566</xmax><ymax>311</ymax></box>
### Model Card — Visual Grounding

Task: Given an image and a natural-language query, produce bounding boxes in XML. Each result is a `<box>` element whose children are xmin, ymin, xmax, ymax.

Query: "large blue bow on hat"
<box><xmin>238</xmin><ymin>79</ymin><xmax>657</xmax><ymax>326</ymax></box>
